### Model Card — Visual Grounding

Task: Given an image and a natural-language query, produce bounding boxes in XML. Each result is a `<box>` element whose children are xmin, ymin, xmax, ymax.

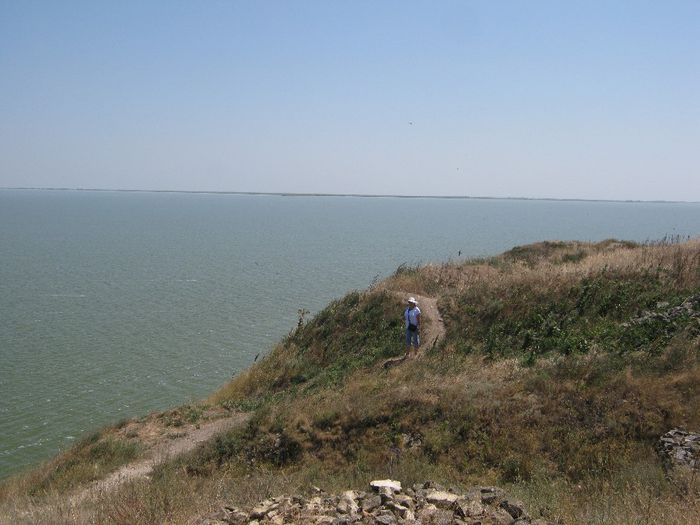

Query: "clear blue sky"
<box><xmin>1</xmin><ymin>1</ymin><xmax>698</xmax><ymax>200</ymax></box>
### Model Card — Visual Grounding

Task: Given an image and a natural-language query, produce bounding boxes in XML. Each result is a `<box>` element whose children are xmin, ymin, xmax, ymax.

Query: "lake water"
<box><xmin>1</xmin><ymin>189</ymin><xmax>699</xmax><ymax>478</ymax></box>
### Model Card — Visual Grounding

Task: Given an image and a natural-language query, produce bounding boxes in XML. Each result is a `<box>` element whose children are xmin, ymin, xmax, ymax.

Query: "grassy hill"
<box><xmin>1</xmin><ymin>238</ymin><xmax>699</xmax><ymax>524</ymax></box>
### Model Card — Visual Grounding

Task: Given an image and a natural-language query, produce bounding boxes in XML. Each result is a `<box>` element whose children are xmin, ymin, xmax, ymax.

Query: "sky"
<box><xmin>1</xmin><ymin>1</ymin><xmax>698</xmax><ymax>201</ymax></box>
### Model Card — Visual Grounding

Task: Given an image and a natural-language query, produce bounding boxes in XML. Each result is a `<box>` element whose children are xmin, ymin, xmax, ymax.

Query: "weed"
<box><xmin>28</xmin><ymin>436</ymin><xmax>141</xmax><ymax>495</ymax></box>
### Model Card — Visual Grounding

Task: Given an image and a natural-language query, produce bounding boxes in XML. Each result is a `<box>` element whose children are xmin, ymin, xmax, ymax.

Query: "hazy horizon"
<box><xmin>2</xmin><ymin>186</ymin><xmax>700</xmax><ymax>205</ymax></box>
<box><xmin>2</xmin><ymin>2</ymin><xmax>699</xmax><ymax>201</ymax></box>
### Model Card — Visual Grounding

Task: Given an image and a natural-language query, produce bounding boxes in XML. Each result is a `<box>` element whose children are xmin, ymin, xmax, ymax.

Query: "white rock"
<box><xmin>425</xmin><ymin>490</ymin><xmax>459</xmax><ymax>507</ymax></box>
<box><xmin>370</xmin><ymin>479</ymin><xmax>402</xmax><ymax>493</ymax></box>
<box><xmin>336</xmin><ymin>498</ymin><xmax>359</xmax><ymax>515</ymax></box>
<box><xmin>341</xmin><ymin>490</ymin><xmax>361</xmax><ymax>501</ymax></box>
<box><xmin>454</xmin><ymin>498</ymin><xmax>485</xmax><ymax>518</ymax></box>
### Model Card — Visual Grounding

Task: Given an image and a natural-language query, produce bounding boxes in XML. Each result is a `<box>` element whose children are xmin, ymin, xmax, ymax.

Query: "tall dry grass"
<box><xmin>385</xmin><ymin>238</ymin><xmax>699</xmax><ymax>299</ymax></box>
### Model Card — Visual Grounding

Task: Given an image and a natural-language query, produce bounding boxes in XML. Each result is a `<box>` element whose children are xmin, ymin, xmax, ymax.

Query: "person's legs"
<box><xmin>406</xmin><ymin>329</ymin><xmax>419</xmax><ymax>355</ymax></box>
<box><xmin>409</xmin><ymin>330</ymin><xmax>419</xmax><ymax>349</ymax></box>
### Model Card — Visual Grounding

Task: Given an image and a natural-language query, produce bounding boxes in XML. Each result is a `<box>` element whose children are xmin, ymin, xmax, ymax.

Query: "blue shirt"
<box><xmin>405</xmin><ymin>306</ymin><xmax>421</xmax><ymax>328</ymax></box>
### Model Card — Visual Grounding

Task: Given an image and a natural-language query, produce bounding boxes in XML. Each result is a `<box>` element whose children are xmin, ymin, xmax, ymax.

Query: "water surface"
<box><xmin>1</xmin><ymin>190</ymin><xmax>699</xmax><ymax>477</ymax></box>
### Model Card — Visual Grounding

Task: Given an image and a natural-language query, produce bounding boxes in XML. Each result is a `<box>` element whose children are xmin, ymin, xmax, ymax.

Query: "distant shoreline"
<box><xmin>1</xmin><ymin>186</ymin><xmax>697</xmax><ymax>204</ymax></box>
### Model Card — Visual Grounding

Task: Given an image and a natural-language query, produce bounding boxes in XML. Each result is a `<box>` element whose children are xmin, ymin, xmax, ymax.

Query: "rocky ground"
<box><xmin>658</xmin><ymin>428</ymin><xmax>700</xmax><ymax>472</ymax></box>
<box><xmin>624</xmin><ymin>293</ymin><xmax>700</xmax><ymax>328</ymax></box>
<box><xmin>200</xmin><ymin>479</ymin><xmax>552</xmax><ymax>525</ymax></box>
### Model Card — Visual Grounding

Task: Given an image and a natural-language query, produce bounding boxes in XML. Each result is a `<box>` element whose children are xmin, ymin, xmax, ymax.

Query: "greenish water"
<box><xmin>1</xmin><ymin>189</ymin><xmax>699</xmax><ymax>477</ymax></box>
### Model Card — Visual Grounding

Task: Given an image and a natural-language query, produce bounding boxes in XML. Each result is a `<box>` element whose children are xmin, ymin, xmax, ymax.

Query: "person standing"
<box><xmin>405</xmin><ymin>297</ymin><xmax>421</xmax><ymax>355</ymax></box>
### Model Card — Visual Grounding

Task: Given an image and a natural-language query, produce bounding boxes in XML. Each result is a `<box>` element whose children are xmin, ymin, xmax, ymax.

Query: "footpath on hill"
<box><xmin>383</xmin><ymin>292</ymin><xmax>446</xmax><ymax>368</ymax></box>
<box><xmin>73</xmin><ymin>410</ymin><xmax>248</xmax><ymax>504</ymax></box>
<box><xmin>411</xmin><ymin>293</ymin><xmax>446</xmax><ymax>351</ymax></box>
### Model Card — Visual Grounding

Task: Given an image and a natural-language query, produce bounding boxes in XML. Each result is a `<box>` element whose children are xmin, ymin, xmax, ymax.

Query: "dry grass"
<box><xmin>511</xmin><ymin>463</ymin><xmax>700</xmax><ymax>525</ymax></box>
<box><xmin>3</xmin><ymin>442</ymin><xmax>697</xmax><ymax>524</ymax></box>
<box><xmin>384</xmin><ymin>238</ymin><xmax>700</xmax><ymax>299</ymax></box>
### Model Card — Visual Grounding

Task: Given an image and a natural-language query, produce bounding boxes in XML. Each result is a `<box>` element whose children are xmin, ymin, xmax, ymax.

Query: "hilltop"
<box><xmin>1</xmin><ymin>238</ymin><xmax>699</xmax><ymax>524</ymax></box>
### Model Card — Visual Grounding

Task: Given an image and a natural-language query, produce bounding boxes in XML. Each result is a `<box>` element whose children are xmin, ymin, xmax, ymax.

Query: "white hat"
<box><xmin>407</xmin><ymin>297</ymin><xmax>417</xmax><ymax>304</ymax></box>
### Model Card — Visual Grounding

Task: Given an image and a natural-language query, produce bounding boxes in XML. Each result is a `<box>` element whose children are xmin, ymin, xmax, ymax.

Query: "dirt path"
<box><xmin>73</xmin><ymin>412</ymin><xmax>248</xmax><ymax>503</ymax></box>
<box><xmin>412</xmin><ymin>293</ymin><xmax>446</xmax><ymax>352</ymax></box>
<box><xmin>383</xmin><ymin>292</ymin><xmax>446</xmax><ymax>368</ymax></box>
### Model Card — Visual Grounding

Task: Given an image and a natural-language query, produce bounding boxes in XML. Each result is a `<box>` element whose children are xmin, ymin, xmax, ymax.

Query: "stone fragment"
<box><xmin>430</xmin><ymin>509</ymin><xmax>455</xmax><ymax>525</ymax></box>
<box><xmin>336</xmin><ymin>498</ymin><xmax>359</xmax><ymax>515</ymax></box>
<box><xmin>250</xmin><ymin>501</ymin><xmax>273</xmax><ymax>520</ymax></box>
<box><xmin>227</xmin><ymin>510</ymin><xmax>248</xmax><ymax>525</ymax></box>
<box><xmin>478</xmin><ymin>486</ymin><xmax>505</xmax><ymax>505</ymax></box>
<box><xmin>369</xmin><ymin>479</ymin><xmax>402</xmax><ymax>493</ymax></box>
<box><xmin>378</xmin><ymin>487</ymin><xmax>395</xmax><ymax>503</ymax></box>
<box><xmin>399</xmin><ymin>432</ymin><xmax>423</xmax><ymax>449</ymax></box>
<box><xmin>342</xmin><ymin>490</ymin><xmax>362</xmax><ymax>501</ymax></box>
<box><xmin>374</xmin><ymin>512</ymin><xmax>397</xmax><ymax>524</ymax></box>
<box><xmin>416</xmin><ymin>504</ymin><xmax>438</xmax><ymax>522</ymax></box>
<box><xmin>387</xmin><ymin>501</ymin><xmax>409</xmax><ymax>517</ymax></box>
<box><xmin>361</xmin><ymin>494</ymin><xmax>382</xmax><ymax>512</ymax></box>
<box><xmin>454</xmin><ymin>498</ymin><xmax>485</xmax><ymax>518</ymax></box>
<box><xmin>393</xmin><ymin>494</ymin><xmax>414</xmax><ymax>508</ymax></box>
<box><xmin>492</xmin><ymin>506</ymin><xmax>516</xmax><ymax>525</ymax></box>
<box><xmin>657</xmin><ymin>429</ymin><xmax>700</xmax><ymax>472</ymax></box>
<box><xmin>425</xmin><ymin>489</ymin><xmax>460</xmax><ymax>508</ymax></box>
<box><xmin>500</xmin><ymin>499</ymin><xmax>528</xmax><ymax>520</ymax></box>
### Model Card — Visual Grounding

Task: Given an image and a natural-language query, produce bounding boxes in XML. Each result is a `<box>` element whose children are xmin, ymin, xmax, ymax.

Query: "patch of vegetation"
<box><xmin>441</xmin><ymin>265</ymin><xmax>697</xmax><ymax>361</ymax></box>
<box><xmin>211</xmin><ymin>290</ymin><xmax>405</xmax><ymax>405</ymax></box>
<box><xmin>159</xmin><ymin>404</ymin><xmax>207</xmax><ymax>427</ymax></box>
<box><xmin>504</xmin><ymin>240</ymin><xmax>572</xmax><ymax>266</ymax></box>
<box><xmin>28</xmin><ymin>434</ymin><xmax>141</xmax><ymax>495</ymax></box>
